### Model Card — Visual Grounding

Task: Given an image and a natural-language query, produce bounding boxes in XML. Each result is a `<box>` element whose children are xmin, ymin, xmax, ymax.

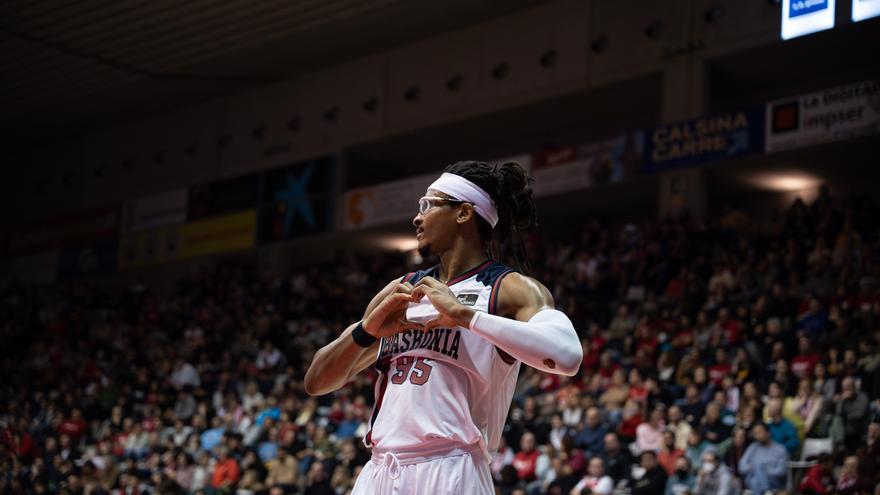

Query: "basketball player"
<box><xmin>304</xmin><ymin>161</ymin><xmax>583</xmax><ymax>494</ymax></box>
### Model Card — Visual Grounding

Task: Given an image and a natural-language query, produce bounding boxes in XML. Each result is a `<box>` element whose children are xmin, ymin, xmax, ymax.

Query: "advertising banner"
<box><xmin>123</xmin><ymin>189</ymin><xmax>187</xmax><ymax>233</ymax></box>
<box><xmin>643</xmin><ymin>108</ymin><xmax>765</xmax><ymax>174</ymax></box>
<box><xmin>119</xmin><ymin>210</ymin><xmax>255</xmax><ymax>269</ymax></box>
<box><xmin>342</xmin><ymin>173</ymin><xmax>435</xmax><ymax>231</ymax></box>
<box><xmin>178</xmin><ymin>209</ymin><xmax>256</xmax><ymax>259</ymax></box>
<box><xmin>188</xmin><ymin>173</ymin><xmax>259</xmax><ymax>221</ymax></box>
<box><xmin>852</xmin><ymin>0</ymin><xmax>880</xmax><ymax>21</ymax></box>
<box><xmin>258</xmin><ymin>156</ymin><xmax>336</xmax><ymax>243</ymax></box>
<box><xmin>782</xmin><ymin>0</ymin><xmax>835</xmax><ymax>40</ymax></box>
<box><xmin>5</xmin><ymin>207</ymin><xmax>120</xmax><ymax>256</ymax></box>
<box><xmin>766</xmin><ymin>80</ymin><xmax>880</xmax><ymax>153</ymax></box>
<box><xmin>532</xmin><ymin>132</ymin><xmax>644</xmax><ymax>197</ymax></box>
<box><xmin>5</xmin><ymin>251</ymin><xmax>58</xmax><ymax>286</ymax></box>
<box><xmin>58</xmin><ymin>239</ymin><xmax>118</xmax><ymax>280</ymax></box>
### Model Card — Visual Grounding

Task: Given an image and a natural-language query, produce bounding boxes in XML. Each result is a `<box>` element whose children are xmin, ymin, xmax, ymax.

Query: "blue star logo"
<box><xmin>274</xmin><ymin>164</ymin><xmax>316</xmax><ymax>237</ymax></box>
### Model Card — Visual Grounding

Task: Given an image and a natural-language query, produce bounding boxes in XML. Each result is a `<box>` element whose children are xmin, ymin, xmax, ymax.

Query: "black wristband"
<box><xmin>351</xmin><ymin>321</ymin><xmax>377</xmax><ymax>347</ymax></box>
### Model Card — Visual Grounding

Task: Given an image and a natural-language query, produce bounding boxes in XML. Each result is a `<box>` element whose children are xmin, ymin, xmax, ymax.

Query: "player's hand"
<box><xmin>363</xmin><ymin>283</ymin><xmax>422</xmax><ymax>338</ymax></box>
<box><xmin>410</xmin><ymin>276</ymin><xmax>475</xmax><ymax>331</ymax></box>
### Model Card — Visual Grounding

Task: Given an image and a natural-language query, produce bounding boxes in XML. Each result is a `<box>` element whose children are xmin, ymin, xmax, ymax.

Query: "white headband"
<box><xmin>428</xmin><ymin>172</ymin><xmax>498</xmax><ymax>228</ymax></box>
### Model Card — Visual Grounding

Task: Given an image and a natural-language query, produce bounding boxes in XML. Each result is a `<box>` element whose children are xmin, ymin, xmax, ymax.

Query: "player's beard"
<box><xmin>418</xmin><ymin>242</ymin><xmax>432</xmax><ymax>258</ymax></box>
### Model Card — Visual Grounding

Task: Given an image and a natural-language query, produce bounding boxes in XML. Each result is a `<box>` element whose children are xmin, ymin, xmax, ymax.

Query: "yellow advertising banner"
<box><xmin>119</xmin><ymin>210</ymin><xmax>255</xmax><ymax>269</ymax></box>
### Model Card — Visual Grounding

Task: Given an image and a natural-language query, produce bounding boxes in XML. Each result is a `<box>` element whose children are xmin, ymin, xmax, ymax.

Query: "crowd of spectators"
<box><xmin>1</xmin><ymin>185</ymin><xmax>879</xmax><ymax>495</ymax></box>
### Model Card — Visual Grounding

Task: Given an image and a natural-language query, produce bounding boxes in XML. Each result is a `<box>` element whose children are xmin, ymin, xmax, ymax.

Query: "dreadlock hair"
<box><xmin>442</xmin><ymin>160</ymin><xmax>537</xmax><ymax>274</ymax></box>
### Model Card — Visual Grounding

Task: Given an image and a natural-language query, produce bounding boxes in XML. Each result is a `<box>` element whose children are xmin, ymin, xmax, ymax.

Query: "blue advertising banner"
<box><xmin>258</xmin><ymin>155</ymin><xmax>336</xmax><ymax>244</ymax></box>
<box><xmin>58</xmin><ymin>239</ymin><xmax>118</xmax><ymax>280</ymax></box>
<box><xmin>642</xmin><ymin>107</ymin><xmax>765</xmax><ymax>174</ymax></box>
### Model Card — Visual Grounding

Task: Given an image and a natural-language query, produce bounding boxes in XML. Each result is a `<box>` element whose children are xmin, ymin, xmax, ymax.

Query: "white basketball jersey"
<box><xmin>364</xmin><ymin>260</ymin><xmax>521</xmax><ymax>458</ymax></box>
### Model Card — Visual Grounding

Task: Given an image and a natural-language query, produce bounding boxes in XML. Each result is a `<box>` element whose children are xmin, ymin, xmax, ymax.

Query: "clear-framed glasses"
<box><xmin>417</xmin><ymin>196</ymin><xmax>467</xmax><ymax>215</ymax></box>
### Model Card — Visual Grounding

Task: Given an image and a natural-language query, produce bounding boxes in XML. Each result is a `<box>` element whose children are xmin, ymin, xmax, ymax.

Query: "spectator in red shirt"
<box><xmin>657</xmin><ymin>430</ymin><xmax>684</xmax><ymax>475</ymax></box>
<box><xmin>512</xmin><ymin>431</ymin><xmax>541</xmax><ymax>482</ymax></box>
<box><xmin>211</xmin><ymin>446</ymin><xmax>241</xmax><ymax>489</ymax></box>
<box><xmin>57</xmin><ymin>408</ymin><xmax>87</xmax><ymax>443</ymax></box>
<box><xmin>799</xmin><ymin>452</ymin><xmax>835</xmax><ymax>494</ymax></box>
<box><xmin>791</xmin><ymin>335</ymin><xmax>821</xmax><ymax>379</ymax></box>
<box><xmin>708</xmin><ymin>348</ymin><xmax>732</xmax><ymax>386</ymax></box>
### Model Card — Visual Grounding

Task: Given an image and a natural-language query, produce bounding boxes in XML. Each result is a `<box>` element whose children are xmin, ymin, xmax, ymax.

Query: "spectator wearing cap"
<box><xmin>738</xmin><ymin>423</ymin><xmax>788</xmax><ymax>494</ymax></box>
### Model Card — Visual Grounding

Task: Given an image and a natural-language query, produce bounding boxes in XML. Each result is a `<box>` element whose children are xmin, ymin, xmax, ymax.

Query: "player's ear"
<box><xmin>457</xmin><ymin>203</ymin><xmax>475</xmax><ymax>224</ymax></box>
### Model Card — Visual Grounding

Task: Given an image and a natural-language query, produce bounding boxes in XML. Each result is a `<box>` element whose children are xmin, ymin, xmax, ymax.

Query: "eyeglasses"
<box><xmin>417</xmin><ymin>196</ymin><xmax>468</xmax><ymax>215</ymax></box>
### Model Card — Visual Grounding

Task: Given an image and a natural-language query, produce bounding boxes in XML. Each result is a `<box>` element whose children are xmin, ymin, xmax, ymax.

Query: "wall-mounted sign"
<box><xmin>852</xmin><ymin>0</ymin><xmax>880</xmax><ymax>21</ymax></box>
<box><xmin>782</xmin><ymin>0</ymin><xmax>836</xmax><ymax>40</ymax></box>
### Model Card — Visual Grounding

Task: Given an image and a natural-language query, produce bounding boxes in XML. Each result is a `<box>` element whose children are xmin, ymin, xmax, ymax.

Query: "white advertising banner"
<box><xmin>765</xmin><ymin>80</ymin><xmax>880</xmax><ymax>153</ymax></box>
<box><xmin>341</xmin><ymin>155</ymin><xmax>532</xmax><ymax>231</ymax></box>
<box><xmin>852</xmin><ymin>0</ymin><xmax>880</xmax><ymax>21</ymax></box>
<box><xmin>342</xmin><ymin>173</ymin><xmax>435</xmax><ymax>231</ymax></box>
<box><xmin>123</xmin><ymin>188</ymin><xmax>188</xmax><ymax>233</ymax></box>
<box><xmin>782</xmin><ymin>0</ymin><xmax>835</xmax><ymax>40</ymax></box>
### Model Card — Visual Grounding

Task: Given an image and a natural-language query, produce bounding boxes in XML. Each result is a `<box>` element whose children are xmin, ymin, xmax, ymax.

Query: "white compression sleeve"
<box><xmin>468</xmin><ymin>309</ymin><xmax>583</xmax><ymax>375</ymax></box>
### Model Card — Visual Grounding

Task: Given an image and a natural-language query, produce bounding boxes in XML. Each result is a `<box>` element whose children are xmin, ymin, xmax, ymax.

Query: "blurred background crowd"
<box><xmin>1</xmin><ymin>186</ymin><xmax>879</xmax><ymax>495</ymax></box>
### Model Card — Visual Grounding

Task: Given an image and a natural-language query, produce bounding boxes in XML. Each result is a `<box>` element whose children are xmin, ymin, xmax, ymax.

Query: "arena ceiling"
<box><xmin>0</xmin><ymin>0</ymin><xmax>546</xmax><ymax>152</ymax></box>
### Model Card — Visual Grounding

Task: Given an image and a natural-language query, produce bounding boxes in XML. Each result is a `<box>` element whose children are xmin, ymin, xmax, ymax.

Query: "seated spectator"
<box><xmin>574</xmin><ymin>408</ymin><xmax>607</xmax><ymax>458</ymax></box>
<box><xmin>738</xmin><ymin>423</ymin><xmax>788</xmax><ymax>495</ymax></box>
<box><xmin>170</xmin><ymin>358</ymin><xmax>201</xmax><ymax>390</ymax></box>
<box><xmin>663</xmin><ymin>456</ymin><xmax>694</xmax><ymax>495</ymax></box>
<box><xmin>302</xmin><ymin>461</ymin><xmax>332</xmax><ymax>495</ymax></box>
<box><xmin>657</xmin><ymin>430</ymin><xmax>684</xmax><ymax>476</ymax></box>
<box><xmin>791</xmin><ymin>334</ymin><xmax>821</xmax><ymax>379</ymax></box>
<box><xmin>693</xmin><ymin>447</ymin><xmax>737</xmax><ymax>495</ymax></box>
<box><xmin>676</xmin><ymin>384</ymin><xmax>705</xmax><ymax>425</ymax></box>
<box><xmin>629</xmin><ymin>450</ymin><xmax>668</xmax><ymax>495</ymax></box>
<box><xmin>700</xmin><ymin>402</ymin><xmax>732</xmax><ymax>446</ymax></box>
<box><xmin>721</xmin><ymin>426</ymin><xmax>749</xmax><ymax>478</ymax></box>
<box><xmin>570</xmin><ymin>456</ymin><xmax>613</xmax><ymax>495</ymax></box>
<box><xmin>665</xmin><ymin>405</ymin><xmax>692</xmax><ymax>452</ymax></box>
<box><xmin>798</xmin><ymin>452</ymin><xmax>835</xmax><ymax>495</ymax></box>
<box><xmin>636</xmin><ymin>407</ymin><xmax>665</xmax><ymax>453</ymax></box>
<box><xmin>766</xmin><ymin>399</ymin><xmax>800</xmax><ymax>455</ymax></box>
<box><xmin>784</xmin><ymin>376</ymin><xmax>823</xmax><ymax>440</ymax></box>
<box><xmin>600</xmin><ymin>433</ymin><xmax>632</xmax><ymax>484</ymax></box>
<box><xmin>512</xmin><ymin>431</ymin><xmax>542</xmax><ymax>483</ymax></box>
<box><xmin>834</xmin><ymin>376</ymin><xmax>870</xmax><ymax>452</ymax></box>
<box><xmin>684</xmin><ymin>429</ymin><xmax>708</xmax><ymax>472</ymax></box>
<box><xmin>618</xmin><ymin>399</ymin><xmax>644</xmax><ymax>444</ymax></box>
<box><xmin>836</xmin><ymin>455</ymin><xmax>873</xmax><ymax>495</ymax></box>
<box><xmin>211</xmin><ymin>447</ymin><xmax>240</xmax><ymax>491</ymax></box>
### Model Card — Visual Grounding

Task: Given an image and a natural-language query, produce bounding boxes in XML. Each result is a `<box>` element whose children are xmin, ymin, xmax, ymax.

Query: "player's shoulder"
<box><xmin>496</xmin><ymin>270</ymin><xmax>554</xmax><ymax>307</ymax></box>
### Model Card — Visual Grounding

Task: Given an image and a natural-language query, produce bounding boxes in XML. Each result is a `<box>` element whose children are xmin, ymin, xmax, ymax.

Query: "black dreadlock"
<box><xmin>442</xmin><ymin>160</ymin><xmax>537</xmax><ymax>274</ymax></box>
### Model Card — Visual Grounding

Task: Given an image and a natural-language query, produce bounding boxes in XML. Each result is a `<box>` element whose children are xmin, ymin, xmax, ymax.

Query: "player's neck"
<box><xmin>437</xmin><ymin>241</ymin><xmax>489</xmax><ymax>284</ymax></box>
